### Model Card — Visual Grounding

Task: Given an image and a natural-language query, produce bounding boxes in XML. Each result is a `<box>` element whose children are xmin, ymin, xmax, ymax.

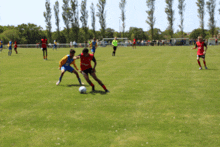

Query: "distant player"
<box><xmin>56</xmin><ymin>49</ymin><xmax>82</xmax><ymax>86</ymax></box>
<box><xmin>192</xmin><ymin>36</ymin><xmax>208</xmax><ymax>70</ymax></box>
<box><xmin>90</xmin><ymin>38</ymin><xmax>98</xmax><ymax>54</ymax></box>
<box><xmin>74</xmin><ymin>48</ymin><xmax>109</xmax><ymax>92</ymax></box>
<box><xmin>112</xmin><ymin>37</ymin><xmax>118</xmax><ymax>56</ymax></box>
<box><xmin>8</xmin><ymin>40</ymin><xmax>13</xmax><ymax>56</ymax></box>
<box><xmin>53</xmin><ymin>40</ymin><xmax>57</xmax><ymax>50</ymax></box>
<box><xmin>0</xmin><ymin>39</ymin><xmax>3</xmax><ymax>52</ymax></box>
<box><xmin>14</xmin><ymin>40</ymin><xmax>18</xmax><ymax>54</ymax></box>
<box><xmin>41</xmin><ymin>36</ymin><xmax>48</xmax><ymax>60</ymax></box>
<box><xmin>132</xmin><ymin>38</ymin><xmax>136</xmax><ymax>49</ymax></box>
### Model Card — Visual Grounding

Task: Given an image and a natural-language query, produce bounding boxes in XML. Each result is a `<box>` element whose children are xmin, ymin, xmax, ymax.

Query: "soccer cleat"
<box><xmin>105</xmin><ymin>89</ymin><xmax>110</xmax><ymax>93</ymax></box>
<box><xmin>56</xmin><ymin>80</ymin><xmax>60</xmax><ymax>85</ymax></box>
<box><xmin>205</xmin><ymin>66</ymin><xmax>208</xmax><ymax>69</ymax></box>
<box><xmin>199</xmin><ymin>67</ymin><xmax>202</xmax><ymax>70</ymax></box>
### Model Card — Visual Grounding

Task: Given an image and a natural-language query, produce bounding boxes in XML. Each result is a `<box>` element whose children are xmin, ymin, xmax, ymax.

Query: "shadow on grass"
<box><xmin>63</xmin><ymin>84</ymin><xmax>90</xmax><ymax>87</ymax></box>
<box><xmin>89</xmin><ymin>90</ymin><xmax>107</xmax><ymax>95</ymax></box>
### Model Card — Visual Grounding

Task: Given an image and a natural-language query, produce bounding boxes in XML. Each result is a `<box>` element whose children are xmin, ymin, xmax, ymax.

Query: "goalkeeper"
<box><xmin>112</xmin><ymin>37</ymin><xmax>118</xmax><ymax>56</ymax></box>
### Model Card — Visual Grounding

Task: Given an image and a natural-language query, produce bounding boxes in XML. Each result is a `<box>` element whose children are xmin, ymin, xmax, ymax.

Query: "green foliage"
<box><xmin>105</xmin><ymin>28</ymin><xmax>115</xmax><ymax>38</ymax></box>
<box><xmin>146</xmin><ymin>0</ymin><xmax>155</xmax><ymax>40</ymax></box>
<box><xmin>206</xmin><ymin>0</ymin><xmax>216</xmax><ymax>38</ymax></box>
<box><xmin>96</xmin><ymin>0</ymin><xmax>106</xmax><ymax>38</ymax></box>
<box><xmin>128</xmin><ymin>27</ymin><xmax>148</xmax><ymax>40</ymax></box>
<box><xmin>189</xmin><ymin>28</ymin><xmax>209</xmax><ymax>39</ymax></box>
<box><xmin>54</xmin><ymin>1</ymin><xmax>60</xmax><ymax>42</ymax></box>
<box><xmin>196</xmin><ymin>0</ymin><xmax>205</xmax><ymax>37</ymax></box>
<box><xmin>70</xmin><ymin>0</ymin><xmax>80</xmax><ymax>43</ymax></box>
<box><xmin>119</xmin><ymin>0</ymin><xmax>126</xmax><ymax>37</ymax></box>
<box><xmin>80</xmin><ymin>0</ymin><xmax>88</xmax><ymax>42</ymax></box>
<box><xmin>62</xmin><ymin>0</ymin><xmax>71</xmax><ymax>42</ymax></box>
<box><xmin>148</xmin><ymin>28</ymin><xmax>163</xmax><ymax>40</ymax></box>
<box><xmin>44</xmin><ymin>0</ymin><xmax>52</xmax><ymax>43</ymax></box>
<box><xmin>178</xmin><ymin>0</ymin><xmax>185</xmax><ymax>38</ymax></box>
<box><xmin>90</xmin><ymin>3</ymin><xmax>96</xmax><ymax>37</ymax></box>
<box><xmin>165</xmin><ymin>0</ymin><xmax>174</xmax><ymax>38</ymax></box>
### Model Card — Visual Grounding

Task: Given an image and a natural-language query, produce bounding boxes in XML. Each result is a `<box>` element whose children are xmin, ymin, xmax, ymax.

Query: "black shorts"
<box><xmin>113</xmin><ymin>46</ymin><xmax>117</xmax><ymax>51</ymax></box>
<box><xmin>43</xmin><ymin>48</ymin><xmax>47</xmax><ymax>51</ymax></box>
<box><xmin>197</xmin><ymin>55</ymin><xmax>205</xmax><ymax>58</ymax></box>
<box><xmin>14</xmin><ymin>48</ymin><xmax>17</xmax><ymax>49</ymax></box>
<box><xmin>82</xmin><ymin>68</ymin><xmax>94</xmax><ymax>75</ymax></box>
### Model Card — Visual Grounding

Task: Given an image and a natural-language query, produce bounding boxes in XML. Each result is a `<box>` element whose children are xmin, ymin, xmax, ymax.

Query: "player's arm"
<box><xmin>95</xmin><ymin>42</ymin><xmax>98</xmax><ymax>49</ymax></box>
<box><xmin>73</xmin><ymin>54</ymin><xmax>81</xmax><ymax>60</ymax></box>
<box><xmin>192</xmin><ymin>44</ymin><xmax>197</xmax><ymax>49</ymax></box>
<box><xmin>58</xmin><ymin>56</ymin><xmax>68</xmax><ymax>69</ymax></box>
<box><xmin>71</xmin><ymin>60</ymin><xmax>79</xmax><ymax>70</ymax></box>
<box><xmin>204</xmin><ymin>43</ymin><xmax>208</xmax><ymax>54</ymax></box>
<box><xmin>92</xmin><ymin>56</ymin><xmax>97</xmax><ymax>72</ymax></box>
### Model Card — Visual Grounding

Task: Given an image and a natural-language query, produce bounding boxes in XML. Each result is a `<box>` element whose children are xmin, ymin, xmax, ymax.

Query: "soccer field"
<box><xmin>1</xmin><ymin>46</ymin><xmax>220</xmax><ymax>146</ymax></box>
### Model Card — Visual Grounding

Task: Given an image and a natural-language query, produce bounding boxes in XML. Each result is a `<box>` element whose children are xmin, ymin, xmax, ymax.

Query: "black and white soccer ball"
<box><xmin>79</xmin><ymin>86</ymin><xmax>87</xmax><ymax>94</ymax></box>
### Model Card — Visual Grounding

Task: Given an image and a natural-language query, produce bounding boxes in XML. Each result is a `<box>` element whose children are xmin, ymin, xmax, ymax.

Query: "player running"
<box><xmin>56</xmin><ymin>49</ymin><xmax>82</xmax><ymax>86</ymax></box>
<box><xmin>112</xmin><ymin>37</ymin><xmax>118</xmax><ymax>56</ymax></box>
<box><xmin>41</xmin><ymin>36</ymin><xmax>48</xmax><ymax>60</ymax></box>
<box><xmin>14</xmin><ymin>40</ymin><xmax>18</xmax><ymax>54</ymax></box>
<box><xmin>192</xmin><ymin>36</ymin><xmax>208</xmax><ymax>70</ymax></box>
<box><xmin>8</xmin><ymin>40</ymin><xmax>13</xmax><ymax>56</ymax></box>
<box><xmin>0</xmin><ymin>39</ymin><xmax>3</xmax><ymax>52</ymax></box>
<box><xmin>90</xmin><ymin>38</ymin><xmax>98</xmax><ymax>55</ymax></box>
<box><xmin>73</xmin><ymin>48</ymin><xmax>109</xmax><ymax>93</ymax></box>
<box><xmin>53</xmin><ymin>40</ymin><xmax>57</xmax><ymax>50</ymax></box>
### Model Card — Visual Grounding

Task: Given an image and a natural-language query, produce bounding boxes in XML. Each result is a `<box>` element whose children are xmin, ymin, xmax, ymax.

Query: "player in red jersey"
<box><xmin>41</xmin><ymin>36</ymin><xmax>48</xmax><ymax>60</ymax></box>
<box><xmin>14</xmin><ymin>40</ymin><xmax>18</xmax><ymax>54</ymax></box>
<box><xmin>192</xmin><ymin>36</ymin><xmax>208</xmax><ymax>70</ymax></box>
<box><xmin>74</xmin><ymin>48</ymin><xmax>109</xmax><ymax>93</ymax></box>
<box><xmin>132</xmin><ymin>38</ymin><xmax>136</xmax><ymax>49</ymax></box>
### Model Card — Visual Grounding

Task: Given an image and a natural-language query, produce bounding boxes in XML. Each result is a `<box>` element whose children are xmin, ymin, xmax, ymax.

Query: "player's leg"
<box><xmin>43</xmin><ymin>49</ymin><xmax>45</xmax><ymax>59</ymax></box>
<box><xmin>82</xmin><ymin>71</ymin><xmax>95</xmax><ymax>91</ymax></box>
<box><xmin>197</xmin><ymin>56</ymin><xmax>202</xmax><ymax>70</ymax></box>
<box><xmin>71</xmin><ymin>69</ymin><xmax>83</xmax><ymax>85</ymax></box>
<box><xmin>56</xmin><ymin>68</ymin><xmax>66</xmax><ymax>85</ymax></box>
<box><xmin>91</xmin><ymin>72</ymin><xmax>109</xmax><ymax>92</ymax></box>
<box><xmin>202</xmin><ymin>57</ymin><xmax>207</xmax><ymax>69</ymax></box>
<box><xmin>45</xmin><ymin>49</ymin><xmax>48</xmax><ymax>60</ymax></box>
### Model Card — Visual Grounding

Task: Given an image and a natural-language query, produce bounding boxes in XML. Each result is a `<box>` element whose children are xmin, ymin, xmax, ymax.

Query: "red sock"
<box><xmin>44</xmin><ymin>56</ymin><xmax>45</xmax><ymax>59</ymax></box>
<box><xmin>203</xmin><ymin>61</ymin><xmax>206</xmax><ymax>66</ymax></box>
<box><xmin>102</xmin><ymin>85</ymin><xmax>107</xmax><ymax>90</ymax></box>
<box><xmin>197</xmin><ymin>61</ymin><xmax>201</xmax><ymax>67</ymax></box>
<box><xmin>90</xmin><ymin>83</ymin><xmax>94</xmax><ymax>87</ymax></box>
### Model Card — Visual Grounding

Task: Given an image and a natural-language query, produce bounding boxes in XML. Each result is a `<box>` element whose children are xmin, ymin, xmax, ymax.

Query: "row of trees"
<box><xmin>0</xmin><ymin>23</ymin><xmax>218</xmax><ymax>44</ymax></box>
<box><xmin>147</xmin><ymin>0</ymin><xmax>218</xmax><ymax>40</ymax></box>
<box><xmin>42</xmin><ymin>0</ymin><xmax>219</xmax><ymax>43</ymax></box>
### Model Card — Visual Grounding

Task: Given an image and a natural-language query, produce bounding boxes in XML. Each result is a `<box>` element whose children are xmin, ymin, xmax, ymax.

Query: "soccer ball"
<box><xmin>79</xmin><ymin>86</ymin><xmax>87</xmax><ymax>94</ymax></box>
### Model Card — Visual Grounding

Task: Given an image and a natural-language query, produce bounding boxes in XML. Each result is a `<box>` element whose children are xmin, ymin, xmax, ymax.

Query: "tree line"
<box><xmin>0</xmin><ymin>0</ymin><xmax>219</xmax><ymax>44</ymax></box>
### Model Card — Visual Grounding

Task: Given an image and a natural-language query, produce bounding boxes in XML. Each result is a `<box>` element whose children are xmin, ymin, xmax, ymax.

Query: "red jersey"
<box><xmin>80</xmin><ymin>53</ymin><xmax>94</xmax><ymax>71</ymax></box>
<box><xmin>14</xmin><ymin>41</ymin><xmax>17</xmax><ymax>48</ymax></box>
<box><xmin>196</xmin><ymin>41</ymin><xmax>206</xmax><ymax>55</ymax></box>
<box><xmin>41</xmin><ymin>39</ymin><xmax>47</xmax><ymax>48</ymax></box>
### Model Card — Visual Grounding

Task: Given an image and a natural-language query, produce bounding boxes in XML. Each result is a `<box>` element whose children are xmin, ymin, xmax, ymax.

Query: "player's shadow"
<box><xmin>89</xmin><ymin>90</ymin><xmax>107</xmax><ymax>95</ymax></box>
<box><xmin>65</xmin><ymin>84</ymin><xmax>89</xmax><ymax>87</ymax></box>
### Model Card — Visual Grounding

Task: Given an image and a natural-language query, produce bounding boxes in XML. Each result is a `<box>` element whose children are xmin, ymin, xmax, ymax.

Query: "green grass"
<box><xmin>0</xmin><ymin>45</ymin><xmax>220</xmax><ymax>147</ymax></box>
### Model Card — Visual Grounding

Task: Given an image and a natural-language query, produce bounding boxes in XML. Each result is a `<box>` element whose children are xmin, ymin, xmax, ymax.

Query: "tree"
<box><xmin>178</xmin><ymin>0</ymin><xmax>185</xmax><ymax>38</ymax></box>
<box><xmin>90</xmin><ymin>3</ymin><xmax>96</xmax><ymax>37</ymax></box>
<box><xmin>146</xmin><ymin>0</ymin><xmax>155</xmax><ymax>40</ymax></box>
<box><xmin>70</xmin><ymin>0</ymin><xmax>79</xmax><ymax>42</ymax></box>
<box><xmin>54</xmin><ymin>0</ymin><xmax>60</xmax><ymax>42</ymax></box>
<box><xmin>189</xmin><ymin>28</ymin><xmax>209</xmax><ymax>39</ymax></box>
<box><xmin>165</xmin><ymin>0</ymin><xmax>174</xmax><ymax>38</ymax></box>
<box><xmin>80</xmin><ymin>0</ymin><xmax>88</xmax><ymax>42</ymax></box>
<box><xmin>206</xmin><ymin>0</ymin><xmax>216</xmax><ymax>38</ymax></box>
<box><xmin>62</xmin><ymin>0</ymin><xmax>71</xmax><ymax>42</ymax></box>
<box><xmin>43</xmin><ymin>0</ymin><xmax>52</xmax><ymax>43</ymax></box>
<box><xmin>196</xmin><ymin>0</ymin><xmax>205</xmax><ymax>37</ymax></box>
<box><xmin>96</xmin><ymin>0</ymin><xmax>106</xmax><ymax>38</ymax></box>
<box><xmin>119</xmin><ymin>0</ymin><xmax>126</xmax><ymax>37</ymax></box>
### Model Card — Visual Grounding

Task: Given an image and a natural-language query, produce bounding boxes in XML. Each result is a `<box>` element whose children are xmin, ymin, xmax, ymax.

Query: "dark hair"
<box><xmin>70</xmin><ymin>49</ymin><xmax>75</xmax><ymax>54</ymax></box>
<box><xmin>93</xmin><ymin>38</ymin><xmax>96</xmax><ymax>40</ymax></box>
<box><xmin>82</xmin><ymin>48</ymin><xmax>89</xmax><ymax>53</ymax></box>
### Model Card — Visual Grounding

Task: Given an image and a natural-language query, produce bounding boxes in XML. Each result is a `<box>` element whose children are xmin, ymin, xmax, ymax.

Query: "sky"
<box><xmin>0</xmin><ymin>0</ymin><xmax>220</xmax><ymax>33</ymax></box>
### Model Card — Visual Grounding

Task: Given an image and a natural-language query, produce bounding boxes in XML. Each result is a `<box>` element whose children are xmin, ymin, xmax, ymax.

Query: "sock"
<box><xmin>90</xmin><ymin>83</ymin><xmax>94</xmax><ymax>87</ymax></box>
<box><xmin>59</xmin><ymin>76</ymin><xmax>62</xmax><ymax>82</ymax></box>
<box><xmin>78</xmin><ymin>78</ymin><xmax>82</xmax><ymax>84</ymax></box>
<box><xmin>203</xmin><ymin>61</ymin><xmax>206</xmax><ymax>67</ymax></box>
<box><xmin>102</xmin><ymin>85</ymin><xmax>107</xmax><ymax>90</ymax></box>
<box><xmin>44</xmin><ymin>56</ymin><xmax>45</xmax><ymax>59</ymax></box>
<box><xmin>197</xmin><ymin>61</ymin><xmax>201</xmax><ymax>67</ymax></box>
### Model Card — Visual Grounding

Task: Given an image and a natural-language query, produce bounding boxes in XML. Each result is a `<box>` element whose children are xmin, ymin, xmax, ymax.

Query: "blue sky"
<box><xmin>0</xmin><ymin>0</ymin><xmax>220</xmax><ymax>33</ymax></box>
